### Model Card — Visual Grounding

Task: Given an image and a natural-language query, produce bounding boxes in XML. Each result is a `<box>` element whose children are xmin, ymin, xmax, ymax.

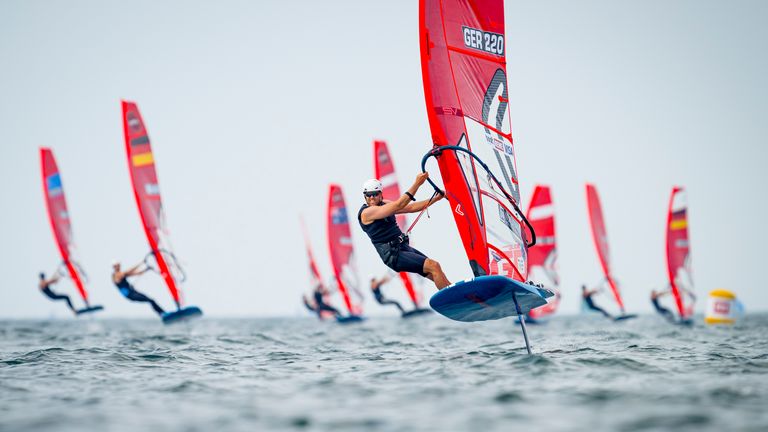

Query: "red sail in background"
<box><xmin>327</xmin><ymin>184</ymin><xmax>362</xmax><ymax>315</ymax></box>
<box><xmin>585</xmin><ymin>184</ymin><xmax>625</xmax><ymax>312</ymax></box>
<box><xmin>301</xmin><ymin>216</ymin><xmax>335</xmax><ymax>318</ymax></box>
<box><xmin>420</xmin><ymin>0</ymin><xmax>529</xmax><ymax>281</ymax></box>
<box><xmin>666</xmin><ymin>187</ymin><xmax>694</xmax><ymax>319</ymax></box>
<box><xmin>121</xmin><ymin>100</ymin><xmax>182</xmax><ymax>307</ymax></box>
<box><xmin>373</xmin><ymin>140</ymin><xmax>421</xmax><ymax>306</ymax></box>
<box><xmin>40</xmin><ymin>148</ymin><xmax>89</xmax><ymax>303</ymax></box>
<box><xmin>526</xmin><ymin>185</ymin><xmax>560</xmax><ymax>319</ymax></box>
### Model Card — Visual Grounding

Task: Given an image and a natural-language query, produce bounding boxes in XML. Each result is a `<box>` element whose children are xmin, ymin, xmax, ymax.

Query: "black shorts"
<box><xmin>373</xmin><ymin>241</ymin><xmax>429</xmax><ymax>277</ymax></box>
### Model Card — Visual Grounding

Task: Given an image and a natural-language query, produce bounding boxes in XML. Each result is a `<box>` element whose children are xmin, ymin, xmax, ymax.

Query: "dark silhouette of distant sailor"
<box><xmin>650</xmin><ymin>289</ymin><xmax>676</xmax><ymax>322</ymax></box>
<box><xmin>38</xmin><ymin>272</ymin><xmax>76</xmax><ymax>315</ymax></box>
<box><xmin>370</xmin><ymin>275</ymin><xmax>405</xmax><ymax>313</ymax></box>
<box><xmin>358</xmin><ymin>174</ymin><xmax>450</xmax><ymax>289</ymax></box>
<box><xmin>582</xmin><ymin>285</ymin><xmax>612</xmax><ymax>319</ymax></box>
<box><xmin>112</xmin><ymin>260</ymin><xmax>165</xmax><ymax>316</ymax></box>
<box><xmin>312</xmin><ymin>284</ymin><xmax>341</xmax><ymax>318</ymax></box>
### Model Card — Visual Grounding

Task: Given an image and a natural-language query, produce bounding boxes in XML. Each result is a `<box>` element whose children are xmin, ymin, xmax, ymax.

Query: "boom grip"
<box><xmin>420</xmin><ymin>146</ymin><xmax>537</xmax><ymax>248</ymax></box>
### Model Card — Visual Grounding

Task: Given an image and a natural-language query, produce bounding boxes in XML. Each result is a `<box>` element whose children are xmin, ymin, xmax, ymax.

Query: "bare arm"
<box><xmin>396</xmin><ymin>192</ymin><xmax>444</xmax><ymax>214</ymax></box>
<box><xmin>41</xmin><ymin>274</ymin><xmax>61</xmax><ymax>287</ymax></box>
<box><xmin>360</xmin><ymin>173</ymin><xmax>430</xmax><ymax>224</ymax></box>
<box><xmin>125</xmin><ymin>263</ymin><xmax>148</xmax><ymax>277</ymax></box>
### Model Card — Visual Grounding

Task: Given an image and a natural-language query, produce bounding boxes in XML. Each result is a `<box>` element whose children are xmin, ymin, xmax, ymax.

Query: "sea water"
<box><xmin>1</xmin><ymin>314</ymin><xmax>766</xmax><ymax>431</ymax></box>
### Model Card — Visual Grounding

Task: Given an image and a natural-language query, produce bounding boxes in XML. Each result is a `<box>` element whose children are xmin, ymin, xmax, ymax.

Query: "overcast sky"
<box><xmin>1</xmin><ymin>0</ymin><xmax>766</xmax><ymax>318</ymax></box>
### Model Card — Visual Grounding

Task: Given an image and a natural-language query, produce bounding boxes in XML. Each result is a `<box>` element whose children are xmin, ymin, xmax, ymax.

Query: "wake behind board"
<box><xmin>76</xmin><ymin>305</ymin><xmax>104</xmax><ymax>315</ymax></box>
<box><xmin>162</xmin><ymin>306</ymin><xmax>203</xmax><ymax>325</ymax></box>
<box><xmin>401</xmin><ymin>308</ymin><xmax>433</xmax><ymax>319</ymax></box>
<box><xmin>430</xmin><ymin>276</ymin><xmax>553</xmax><ymax>322</ymax></box>
<box><xmin>336</xmin><ymin>315</ymin><xmax>365</xmax><ymax>324</ymax></box>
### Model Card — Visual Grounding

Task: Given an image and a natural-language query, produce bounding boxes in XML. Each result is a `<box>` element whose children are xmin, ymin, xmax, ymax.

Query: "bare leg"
<box><xmin>423</xmin><ymin>259</ymin><xmax>450</xmax><ymax>290</ymax></box>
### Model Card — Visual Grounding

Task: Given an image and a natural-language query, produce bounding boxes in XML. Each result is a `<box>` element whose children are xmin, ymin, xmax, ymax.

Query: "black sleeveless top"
<box><xmin>358</xmin><ymin>204</ymin><xmax>403</xmax><ymax>244</ymax></box>
<box><xmin>114</xmin><ymin>276</ymin><xmax>133</xmax><ymax>291</ymax></box>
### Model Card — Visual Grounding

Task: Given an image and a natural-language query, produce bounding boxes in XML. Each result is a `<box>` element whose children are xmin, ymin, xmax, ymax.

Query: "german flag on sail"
<box><xmin>132</xmin><ymin>152</ymin><xmax>154</xmax><ymax>167</ymax></box>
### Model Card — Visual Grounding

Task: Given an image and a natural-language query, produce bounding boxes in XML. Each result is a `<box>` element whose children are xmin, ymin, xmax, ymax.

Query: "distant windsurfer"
<box><xmin>652</xmin><ymin>287</ymin><xmax>695</xmax><ymax>322</ymax></box>
<box><xmin>112</xmin><ymin>261</ymin><xmax>165</xmax><ymax>316</ymax></box>
<box><xmin>38</xmin><ymin>272</ymin><xmax>77</xmax><ymax>315</ymax></box>
<box><xmin>358</xmin><ymin>175</ymin><xmax>450</xmax><ymax>289</ymax></box>
<box><xmin>582</xmin><ymin>285</ymin><xmax>612</xmax><ymax>319</ymax></box>
<box><xmin>650</xmin><ymin>289</ymin><xmax>676</xmax><ymax>322</ymax></box>
<box><xmin>312</xmin><ymin>284</ymin><xmax>341</xmax><ymax>318</ymax></box>
<box><xmin>370</xmin><ymin>275</ymin><xmax>405</xmax><ymax>313</ymax></box>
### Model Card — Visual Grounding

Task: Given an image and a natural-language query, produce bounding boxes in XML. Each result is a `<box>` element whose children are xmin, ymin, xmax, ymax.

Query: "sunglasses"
<box><xmin>364</xmin><ymin>191</ymin><xmax>381</xmax><ymax>198</ymax></box>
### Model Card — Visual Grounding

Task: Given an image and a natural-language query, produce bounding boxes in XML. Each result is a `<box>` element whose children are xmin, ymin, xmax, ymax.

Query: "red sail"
<box><xmin>420</xmin><ymin>0</ymin><xmax>528</xmax><ymax>281</ymax></box>
<box><xmin>585</xmin><ymin>184</ymin><xmax>625</xmax><ymax>312</ymax></box>
<box><xmin>121</xmin><ymin>100</ymin><xmax>182</xmax><ymax>306</ymax></box>
<box><xmin>666</xmin><ymin>187</ymin><xmax>693</xmax><ymax>319</ymax></box>
<box><xmin>40</xmin><ymin>148</ymin><xmax>88</xmax><ymax>302</ymax></box>
<box><xmin>326</xmin><ymin>184</ymin><xmax>362</xmax><ymax>315</ymax></box>
<box><xmin>373</xmin><ymin>140</ymin><xmax>421</xmax><ymax>306</ymax></box>
<box><xmin>526</xmin><ymin>185</ymin><xmax>560</xmax><ymax>319</ymax></box>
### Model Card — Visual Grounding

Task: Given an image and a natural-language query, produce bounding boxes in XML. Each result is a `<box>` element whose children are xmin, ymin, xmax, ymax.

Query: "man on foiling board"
<box><xmin>651</xmin><ymin>287</ymin><xmax>695</xmax><ymax>323</ymax></box>
<box><xmin>650</xmin><ymin>289</ymin><xmax>676</xmax><ymax>322</ymax></box>
<box><xmin>38</xmin><ymin>272</ymin><xmax>77</xmax><ymax>315</ymax></box>
<box><xmin>358</xmin><ymin>174</ymin><xmax>450</xmax><ymax>289</ymax></box>
<box><xmin>112</xmin><ymin>260</ymin><xmax>165</xmax><ymax>317</ymax></box>
<box><xmin>582</xmin><ymin>285</ymin><xmax>613</xmax><ymax>319</ymax></box>
<box><xmin>311</xmin><ymin>284</ymin><xmax>341</xmax><ymax>319</ymax></box>
<box><xmin>369</xmin><ymin>274</ymin><xmax>405</xmax><ymax>314</ymax></box>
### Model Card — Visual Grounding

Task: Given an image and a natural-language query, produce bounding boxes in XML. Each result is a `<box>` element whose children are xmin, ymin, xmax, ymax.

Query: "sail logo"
<box><xmin>339</xmin><ymin>236</ymin><xmax>353</xmax><ymax>246</ymax></box>
<box><xmin>331</xmin><ymin>208</ymin><xmax>348</xmax><ymax>224</ymax></box>
<box><xmin>462</xmin><ymin>26</ymin><xmax>504</xmax><ymax>56</ymax></box>
<box><xmin>145</xmin><ymin>183</ymin><xmax>160</xmax><ymax>196</ymax></box>
<box><xmin>46</xmin><ymin>174</ymin><xmax>63</xmax><ymax>197</ymax></box>
<box><xmin>127</xmin><ymin>112</ymin><xmax>142</xmax><ymax>131</ymax></box>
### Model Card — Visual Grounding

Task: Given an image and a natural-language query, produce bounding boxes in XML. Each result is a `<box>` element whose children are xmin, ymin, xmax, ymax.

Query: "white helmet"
<box><xmin>362</xmin><ymin>178</ymin><xmax>383</xmax><ymax>193</ymax></box>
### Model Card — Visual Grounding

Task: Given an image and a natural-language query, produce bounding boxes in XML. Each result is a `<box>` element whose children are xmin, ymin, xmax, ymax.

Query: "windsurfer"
<box><xmin>650</xmin><ymin>289</ymin><xmax>676</xmax><ymax>322</ymax></box>
<box><xmin>112</xmin><ymin>261</ymin><xmax>165</xmax><ymax>316</ymax></box>
<box><xmin>582</xmin><ymin>285</ymin><xmax>612</xmax><ymax>319</ymax></box>
<box><xmin>370</xmin><ymin>275</ymin><xmax>404</xmax><ymax>313</ymax></box>
<box><xmin>358</xmin><ymin>175</ymin><xmax>450</xmax><ymax>289</ymax></box>
<box><xmin>38</xmin><ymin>272</ymin><xmax>76</xmax><ymax>314</ymax></box>
<box><xmin>312</xmin><ymin>284</ymin><xmax>341</xmax><ymax>318</ymax></box>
